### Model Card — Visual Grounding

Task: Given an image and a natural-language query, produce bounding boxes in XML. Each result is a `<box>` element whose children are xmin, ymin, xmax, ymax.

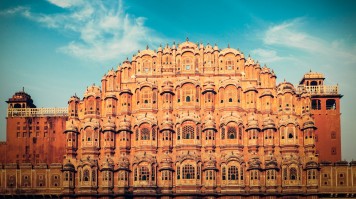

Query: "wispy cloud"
<box><xmin>262</xmin><ymin>18</ymin><xmax>356</xmax><ymax>63</ymax></box>
<box><xmin>1</xmin><ymin>0</ymin><xmax>163</xmax><ymax>61</ymax></box>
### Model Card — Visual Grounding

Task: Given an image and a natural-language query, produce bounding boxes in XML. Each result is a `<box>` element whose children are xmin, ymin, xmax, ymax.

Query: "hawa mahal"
<box><xmin>1</xmin><ymin>39</ymin><xmax>355</xmax><ymax>198</ymax></box>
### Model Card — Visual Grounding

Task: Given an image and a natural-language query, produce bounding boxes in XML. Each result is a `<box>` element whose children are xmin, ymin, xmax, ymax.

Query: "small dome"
<box><xmin>202</xmin><ymin>81</ymin><xmax>216</xmax><ymax>94</ymax></box>
<box><xmin>107</xmin><ymin>69</ymin><xmax>116</xmax><ymax>77</ymax></box>
<box><xmin>65</xmin><ymin>120</ymin><xmax>78</xmax><ymax>132</ymax></box>
<box><xmin>203</xmin><ymin>112</ymin><xmax>216</xmax><ymax>131</ymax></box>
<box><xmin>102</xmin><ymin>120</ymin><xmax>116</xmax><ymax>132</ymax></box>
<box><xmin>245</xmin><ymin>56</ymin><xmax>255</xmax><ymax>66</ymax></box>
<box><xmin>157</xmin><ymin>44</ymin><xmax>163</xmax><ymax>52</ymax></box>
<box><xmin>159</xmin><ymin>153</ymin><xmax>173</xmax><ymax>171</ymax></box>
<box><xmin>117</xmin><ymin>156</ymin><xmax>130</xmax><ymax>170</ymax></box>
<box><xmin>63</xmin><ymin>161</ymin><xmax>75</xmax><ymax>171</ymax></box>
<box><xmin>118</xmin><ymin>117</ymin><xmax>131</xmax><ymax>132</ymax></box>
<box><xmin>161</xmin><ymin>80</ymin><xmax>174</xmax><ymax>94</ymax></box>
<box><xmin>101</xmin><ymin>158</ymin><xmax>114</xmax><ymax>171</ymax></box>
<box><xmin>68</xmin><ymin>95</ymin><xmax>80</xmax><ymax>103</ymax></box>
<box><xmin>84</xmin><ymin>84</ymin><xmax>101</xmax><ymax>98</ymax></box>
<box><xmin>161</xmin><ymin>113</ymin><xmax>174</xmax><ymax>131</ymax></box>
<box><xmin>262</xmin><ymin>115</ymin><xmax>276</xmax><ymax>130</ymax></box>
<box><xmin>248</xmin><ymin>154</ymin><xmax>262</xmax><ymax>170</ymax></box>
<box><xmin>247</xmin><ymin>114</ymin><xmax>259</xmax><ymax>130</ymax></box>
<box><xmin>277</xmin><ymin>82</ymin><xmax>295</xmax><ymax>94</ymax></box>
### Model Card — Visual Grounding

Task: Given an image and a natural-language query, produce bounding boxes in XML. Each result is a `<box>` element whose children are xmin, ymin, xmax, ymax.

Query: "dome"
<box><xmin>246</xmin><ymin>114</ymin><xmax>259</xmax><ymax>130</ymax></box>
<box><xmin>63</xmin><ymin>161</ymin><xmax>75</xmax><ymax>171</ymax></box>
<box><xmin>203</xmin><ymin>112</ymin><xmax>216</xmax><ymax>131</ymax></box>
<box><xmin>277</xmin><ymin>82</ymin><xmax>295</xmax><ymax>94</ymax></box>
<box><xmin>101</xmin><ymin>158</ymin><xmax>114</xmax><ymax>171</ymax></box>
<box><xmin>118</xmin><ymin>117</ymin><xmax>131</xmax><ymax>132</ymax></box>
<box><xmin>102</xmin><ymin>120</ymin><xmax>116</xmax><ymax>132</ymax></box>
<box><xmin>107</xmin><ymin>69</ymin><xmax>116</xmax><ymax>77</ymax></box>
<box><xmin>68</xmin><ymin>95</ymin><xmax>80</xmax><ymax>103</ymax></box>
<box><xmin>248</xmin><ymin>154</ymin><xmax>262</xmax><ymax>170</ymax></box>
<box><xmin>262</xmin><ymin>115</ymin><xmax>276</xmax><ymax>130</ymax></box>
<box><xmin>161</xmin><ymin>113</ymin><xmax>174</xmax><ymax>131</ymax></box>
<box><xmin>161</xmin><ymin>80</ymin><xmax>174</xmax><ymax>94</ymax></box>
<box><xmin>159</xmin><ymin>153</ymin><xmax>173</xmax><ymax>171</ymax></box>
<box><xmin>202</xmin><ymin>81</ymin><xmax>216</xmax><ymax>94</ymax></box>
<box><xmin>117</xmin><ymin>156</ymin><xmax>130</xmax><ymax>170</ymax></box>
<box><xmin>245</xmin><ymin>56</ymin><xmax>255</xmax><ymax>66</ymax></box>
<box><xmin>65</xmin><ymin>120</ymin><xmax>78</xmax><ymax>132</ymax></box>
<box><xmin>84</xmin><ymin>84</ymin><xmax>101</xmax><ymax>98</ymax></box>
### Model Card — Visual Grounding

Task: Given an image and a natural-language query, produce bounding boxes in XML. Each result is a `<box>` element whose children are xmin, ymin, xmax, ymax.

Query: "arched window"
<box><xmin>182</xmin><ymin>164</ymin><xmax>195</xmax><ymax>179</ymax></box>
<box><xmin>290</xmin><ymin>168</ymin><xmax>297</xmax><ymax>180</ymax></box>
<box><xmin>152</xmin><ymin>128</ymin><xmax>156</xmax><ymax>140</ymax></box>
<box><xmin>141</xmin><ymin>128</ymin><xmax>150</xmax><ymax>140</ymax></box>
<box><xmin>183</xmin><ymin>58</ymin><xmax>192</xmax><ymax>70</ymax></box>
<box><xmin>225</xmin><ymin>85</ymin><xmax>237</xmax><ymax>103</ymax></box>
<box><xmin>186</xmin><ymin>96</ymin><xmax>191</xmax><ymax>102</ymax></box>
<box><xmin>326</xmin><ymin>99</ymin><xmax>336</xmax><ymax>110</ymax></box>
<box><xmin>222</xmin><ymin>167</ymin><xmax>226</xmax><ymax>180</ymax></box>
<box><xmin>227</xmin><ymin>126</ymin><xmax>237</xmax><ymax>139</ymax></box>
<box><xmin>141</xmin><ymin>87</ymin><xmax>152</xmax><ymax>106</ymax></box>
<box><xmin>83</xmin><ymin>169</ymin><xmax>90</xmax><ymax>181</ymax></box>
<box><xmin>139</xmin><ymin>166</ymin><xmax>149</xmax><ymax>181</ymax></box>
<box><xmin>182</xmin><ymin>84</ymin><xmax>194</xmax><ymax>103</ymax></box>
<box><xmin>226</xmin><ymin>59</ymin><xmax>234</xmax><ymax>70</ymax></box>
<box><xmin>288</xmin><ymin>127</ymin><xmax>294</xmax><ymax>139</ymax></box>
<box><xmin>182</xmin><ymin>125</ymin><xmax>194</xmax><ymax>139</ymax></box>
<box><xmin>177</xmin><ymin>127</ymin><xmax>181</xmax><ymax>140</ymax></box>
<box><xmin>312</xmin><ymin>99</ymin><xmax>321</xmax><ymax>110</ymax></box>
<box><xmin>228</xmin><ymin>166</ymin><xmax>238</xmax><ymax>180</ymax></box>
<box><xmin>92</xmin><ymin>170</ymin><xmax>96</xmax><ymax>182</ymax></box>
<box><xmin>143</xmin><ymin>60</ymin><xmax>151</xmax><ymax>73</ymax></box>
<box><xmin>221</xmin><ymin>127</ymin><xmax>225</xmax><ymax>139</ymax></box>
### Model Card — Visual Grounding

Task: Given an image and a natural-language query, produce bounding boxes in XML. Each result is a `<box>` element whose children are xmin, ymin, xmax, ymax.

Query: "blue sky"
<box><xmin>0</xmin><ymin>0</ymin><xmax>356</xmax><ymax>160</ymax></box>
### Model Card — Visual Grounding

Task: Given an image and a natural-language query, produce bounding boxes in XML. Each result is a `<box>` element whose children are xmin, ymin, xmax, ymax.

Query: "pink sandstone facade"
<box><xmin>0</xmin><ymin>40</ymin><xmax>354</xmax><ymax>198</ymax></box>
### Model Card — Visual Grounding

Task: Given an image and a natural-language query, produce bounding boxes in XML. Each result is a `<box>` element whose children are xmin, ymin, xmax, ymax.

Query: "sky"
<box><xmin>0</xmin><ymin>0</ymin><xmax>355</xmax><ymax>160</ymax></box>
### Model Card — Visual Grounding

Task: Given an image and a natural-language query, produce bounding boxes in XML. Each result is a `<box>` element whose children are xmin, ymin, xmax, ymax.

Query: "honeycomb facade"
<box><xmin>0</xmin><ymin>40</ymin><xmax>354</xmax><ymax>198</ymax></box>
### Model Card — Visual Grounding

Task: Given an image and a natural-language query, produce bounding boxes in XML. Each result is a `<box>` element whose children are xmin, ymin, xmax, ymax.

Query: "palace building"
<box><xmin>0</xmin><ymin>40</ymin><xmax>355</xmax><ymax>198</ymax></box>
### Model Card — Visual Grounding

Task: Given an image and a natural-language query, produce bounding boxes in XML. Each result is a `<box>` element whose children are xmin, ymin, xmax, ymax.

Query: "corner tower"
<box><xmin>299</xmin><ymin>71</ymin><xmax>342</xmax><ymax>162</ymax></box>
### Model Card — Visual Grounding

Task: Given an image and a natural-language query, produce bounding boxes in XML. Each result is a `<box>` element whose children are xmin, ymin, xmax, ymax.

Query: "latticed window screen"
<box><xmin>152</xmin><ymin>128</ymin><xmax>156</xmax><ymax>140</ymax></box>
<box><xmin>142</xmin><ymin>89</ymin><xmax>151</xmax><ymax>104</ymax></box>
<box><xmin>290</xmin><ymin>168</ymin><xmax>297</xmax><ymax>180</ymax></box>
<box><xmin>226</xmin><ymin>59</ymin><xmax>234</xmax><ymax>70</ymax></box>
<box><xmin>141</xmin><ymin>128</ymin><xmax>150</xmax><ymax>140</ymax></box>
<box><xmin>228</xmin><ymin>166</ymin><xmax>238</xmax><ymax>180</ymax></box>
<box><xmin>83</xmin><ymin>169</ymin><xmax>90</xmax><ymax>181</ymax></box>
<box><xmin>222</xmin><ymin>167</ymin><xmax>226</xmax><ymax>180</ymax></box>
<box><xmin>139</xmin><ymin>166</ymin><xmax>149</xmax><ymax>181</ymax></box>
<box><xmin>182</xmin><ymin>164</ymin><xmax>195</xmax><ymax>179</ymax></box>
<box><xmin>227</xmin><ymin>126</ymin><xmax>237</xmax><ymax>139</ymax></box>
<box><xmin>221</xmin><ymin>127</ymin><xmax>225</xmax><ymax>139</ymax></box>
<box><xmin>183</xmin><ymin>125</ymin><xmax>194</xmax><ymax>139</ymax></box>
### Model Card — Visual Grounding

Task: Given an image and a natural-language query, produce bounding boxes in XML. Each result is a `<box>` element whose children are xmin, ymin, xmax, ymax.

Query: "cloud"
<box><xmin>250</xmin><ymin>48</ymin><xmax>289</xmax><ymax>63</ymax></box>
<box><xmin>1</xmin><ymin>0</ymin><xmax>163</xmax><ymax>61</ymax></box>
<box><xmin>262</xmin><ymin>18</ymin><xmax>356</xmax><ymax>63</ymax></box>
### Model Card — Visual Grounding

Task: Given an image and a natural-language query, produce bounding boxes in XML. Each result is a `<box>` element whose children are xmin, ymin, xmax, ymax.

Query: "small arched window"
<box><xmin>182</xmin><ymin>125</ymin><xmax>194</xmax><ymax>139</ymax></box>
<box><xmin>227</xmin><ymin>126</ymin><xmax>237</xmax><ymax>139</ymax></box>
<box><xmin>290</xmin><ymin>168</ymin><xmax>297</xmax><ymax>180</ymax></box>
<box><xmin>182</xmin><ymin>164</ymin><xmax>195</xmax><ymax>179</ymax></box>
<box><xmin>141</xmin><ymin>128</ymin><xmax>150</xmax><ymax>140</ymax></box>
<box><xmin>139</xmin><ymin>166</ymin><xmax>149</xmax><ymax>181</ymax></box>
<box><xmin>83</xmin><ymin>169</ymin><xmax>90</xmax><ymax>181</ymax></box>
<box><xmin>228</xmin><ymin>166</ymin><xmax>238</xmax><ymax>180</ymax></box>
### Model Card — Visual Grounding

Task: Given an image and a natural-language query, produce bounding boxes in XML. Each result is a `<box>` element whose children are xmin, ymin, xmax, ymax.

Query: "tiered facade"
<box><xmin>0</xmin><ymin>40</ymin><xmax>354</xmax><ymax>198</ymax></box>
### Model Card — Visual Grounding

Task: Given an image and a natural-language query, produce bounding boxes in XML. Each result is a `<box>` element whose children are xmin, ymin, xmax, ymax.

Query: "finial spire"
<box><xmin>22</xmin><ymin>87</ymin><xmax>24</xmax><ymax>92</ymax></box>
<box><xmin>228</xmin><ymin>43</ymin><xmax>230</xmax><ymax>48</ymax></box>
<box><xmin>146</xmin><ymin>45</ymin><xmax>149</xmax><ymax>50</ymax></box>
<box><xmin>186</xmin><ymin>37</ymin><xmax>189</xmax><ymax>42</ymax></box>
